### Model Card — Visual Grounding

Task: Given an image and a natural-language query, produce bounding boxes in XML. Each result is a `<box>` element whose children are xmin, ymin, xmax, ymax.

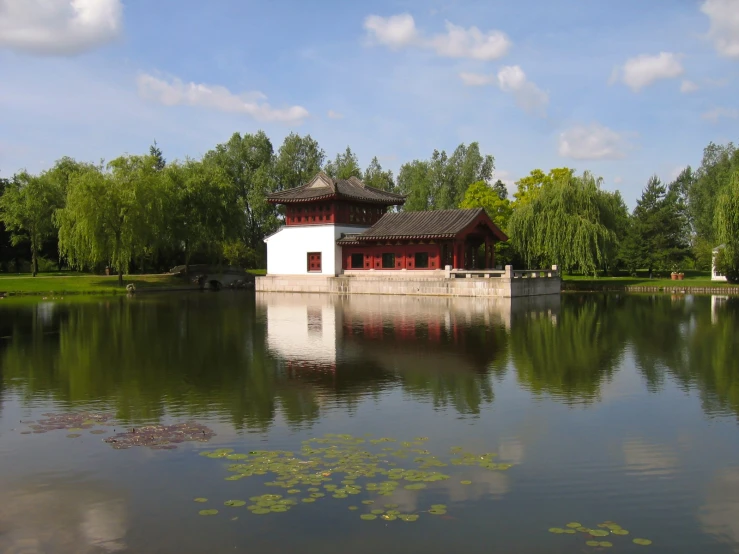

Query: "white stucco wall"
<box><xmin>712</xmin><ymin>247</ymin><xmax>728</xmax><ymax>282</ymax></box>
<box><xmin>265</xmin><ymin>224</ymin><xmax>369</xmax><ymax>276</ymax></box>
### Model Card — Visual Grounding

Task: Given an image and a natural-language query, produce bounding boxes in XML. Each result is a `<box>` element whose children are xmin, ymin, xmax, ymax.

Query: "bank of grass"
<box><xmin>562</xmin><ymin>270</ymin><xmax>738</xmax><ymax>290</ymax></box>
<box><xmin>0</xmin><ymin>273</ymin><xmax>193</xmax><ymax>296</ymax></box>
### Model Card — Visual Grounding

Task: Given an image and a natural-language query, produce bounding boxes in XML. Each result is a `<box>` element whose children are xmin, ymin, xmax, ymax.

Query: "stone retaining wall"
<box><xmin>256</xmin><ymin>273</ymin><xmax>560</xmax><ymax>298</ymax></box>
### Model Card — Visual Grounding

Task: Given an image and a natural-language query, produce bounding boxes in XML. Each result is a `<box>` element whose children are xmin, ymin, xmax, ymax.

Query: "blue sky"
<box><xmin>0</xmin><ymin>0</ymin><xmax>737</xmax><ymax>207</ymax></box>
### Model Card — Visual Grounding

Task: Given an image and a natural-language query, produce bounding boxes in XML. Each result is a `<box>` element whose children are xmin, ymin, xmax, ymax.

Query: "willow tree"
<box><xmin>0</xmin><ymin>171</ymin><xmax>63</xmax><ymax>276</ymax></box>
<box><xmin>55</xmin><ymin>156</ymin><xmax>162</xmax><ymax>285</ymax></box>
<box><xmin>714</xmin><ymin>169</ymin><xmax>739</xmax><ymax>283</ymax></box>
<box><xmin>508</xmin><ymin>171</ymin><xmax>620</xmax><ymax>275</ymax></box>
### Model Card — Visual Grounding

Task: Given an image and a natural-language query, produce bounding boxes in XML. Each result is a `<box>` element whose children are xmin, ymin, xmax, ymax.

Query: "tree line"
<box><xmin>1</xmin><ymin>132</ymin><xmax>738</xmax><ymax>281</ymax></box>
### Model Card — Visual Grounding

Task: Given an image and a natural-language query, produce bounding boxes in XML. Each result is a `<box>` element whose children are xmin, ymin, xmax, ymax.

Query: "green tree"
<box><xmin>513</xmin><ymin>167</ymin><xmax>575</xmax><ymax>208</ymax></box>
<box><xmin>714</xmin><ymin>169</ymin><xmax>739</xmax><ymax>283</ymax></box>
<box><xmin>203</xmin><ymin>131</ymin><xmax>279</xmax><ymax>265</ymax></box>
<box><xmin>274</xmin><ymin>133</ymin><xmax>325</xmax><ymax>190</ymax></box>
<box><xmin>492</xmin><ymin>179</ymin><xmax>508</xmax><ymax>200</ymax></box>
<box><xmin>397</xmin><ymin>142</ymin><xmax>494</xmax><ymax>211</ymax></box>
<box><xmin>363</xmin><ymin>156</ymin><xmax>395</xmax><ymax>192</ymax></box>
<box><xmin>0</xmin><ymin>171</ymin><xmax>64</xmax><ymax>276</ymax></box>
<box><xmin>149</xmin><ymin>141</ymin><xmax>166</xmax><ymax>171</ymax></box>
<box><xmin>509</xmin><ymin>171</ymin><xmax>620</xmax><ymax>275</ymax></box>
<box><xmin>55</xmin><ymin>156</ymin><xmax>162</xmax><ymax>285</ymax></box>
<box><xmin>622</xmin><ymin>176</ymin><xmax>689</xmax><ymax>275</ymax></box>
<box><xmin>397</xmin><ymin>160</ymin><xmax>432</xmax><ymax>211</ymax></box>
<box><xmin>324</xmin><ymin>146</ymin><xmax>362</xmax><ymax>180</ymax></box>
<box><xmin>689</xmin><ymin>142</ymin><xmax>739</xmax><ymax>245</ymax></box>
<box><xmin>163</xmin><ymin>158</ymin><xmax>240</xmax><ymax>271</ymax></box>
<box><xmin>459</xmin><ymin>181</ymin><xmax>512</xmax><ymax>233</ymax></box>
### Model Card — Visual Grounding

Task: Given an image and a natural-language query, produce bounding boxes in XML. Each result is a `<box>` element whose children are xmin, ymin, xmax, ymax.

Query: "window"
<box><xmin>415</xmin><ymin>252</ymin><xmax>429</xmax><ymax>268</ymax></box>
<box><xmin>351</xmin><ymin>253</ymin><xmax>364</xmax><ymax>268</ymax></box>
<box><xmin>307</xmin><ymin>252</ymin><xmax>322</xmax><ymax>272</ymax></box>
<box><xmin>382</xmin><ymin>253</ymin><xmax>395</xmax><ymax>269</ymax></box>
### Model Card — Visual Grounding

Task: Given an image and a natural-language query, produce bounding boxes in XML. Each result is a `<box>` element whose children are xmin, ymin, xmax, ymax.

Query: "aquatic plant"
<box><xmin>549</xmin><ymin>521</ymin><xmax>652</xmax><ymax>547</ymax></box>
<box><xmin>103</xmin><ymin>421</ymin><xmax>215</xmax><ymax>449</ymax></box>
<box><xmin>193</xmin><ymin>434</ymin><xmax>513</xmax><ymax>521</ymax></box>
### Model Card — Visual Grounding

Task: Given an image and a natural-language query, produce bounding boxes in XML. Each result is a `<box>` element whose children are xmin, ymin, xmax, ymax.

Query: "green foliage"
<box><xmin>55</xmin><ymin>156</ymin><xmax>163</xmax><ymax>284</ymax></box>
<box><xmin>689</xmin><ymin>142</ymin><xmax>739</xmax><ymax>244</ymax></box>
<box><xmin>149</xmin><ymin>141</ymin><xmax>166</xmax><ymax>171</ymax></box>
<box><xmin>203</xmin><ymin>132</ymin><xmax>279</xmax><ymax>264</ymax></box>
<box><xmin>363</xmin><ymin>157</ymin><xmax>395</xmax><ymax>192</ymax></box>
<box><xmin>0</xmin><ymin>171</ymin><xmax>64</xmax><ymax>276</ymax></box>
<box><xmin>508</xmin><ymin>171</ymin><xmax>621</xmax><ymax>275</ymax></box>
<box><xmin>513</xmin><ymin>168</ymin><xmax>574</xmax><ymax>207</ymax></box>
<box><xmin>275</xmin><ymin>133</ymin><xmax>325</xmax><ymax>191</ymax></box>
<box><xmin>459</xmin><ymin>181</ymin><xmax>512</xmax><ymax>232</ymax></box>
<box><xmin>714</xmin><ymin>169</ymin><xmax>739</xmax><ymax>283</ymax></box>
<box><xmin>324</xmin><ymin>146</ymin><xmax>362</xmax><ymax>180</ymax></box>
<box><xmin>622</xmin><ymin>176</ymin><xmax>690</xmax><ymax>274</ymax></box>
<box><xmin>397</xmin><ymin>142</ymin><xmax>494</xmax><ymax>211</ymax></box>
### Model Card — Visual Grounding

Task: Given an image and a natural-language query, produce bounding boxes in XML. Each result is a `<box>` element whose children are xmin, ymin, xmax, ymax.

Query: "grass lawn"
<box><xmin>0</xmin><ymin>273</ymin><xmax>192</xmax><ymax>295</ymax></box>
<box><xmin>562</xmin><ymin>270</ymin><xmax>737</xmax><ymax>289</ymax></box>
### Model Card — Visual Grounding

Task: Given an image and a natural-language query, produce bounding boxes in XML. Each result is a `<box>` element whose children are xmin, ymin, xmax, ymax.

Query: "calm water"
<box><xmin>0</xmin><ymin>292</ymin><xmax>738</xmax><ymax>553</ymax></box>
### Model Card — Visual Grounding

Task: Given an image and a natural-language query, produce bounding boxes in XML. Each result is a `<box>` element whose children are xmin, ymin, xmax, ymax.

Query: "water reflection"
<box><xmin>0</xmin><ymin>293</ymin><xmax>738</xmax><ymax>429</ymax></box>
<box><xmin>0</xmin><ymin>477</ymin><xmax>127</xmax><ymax>553</ymax></box>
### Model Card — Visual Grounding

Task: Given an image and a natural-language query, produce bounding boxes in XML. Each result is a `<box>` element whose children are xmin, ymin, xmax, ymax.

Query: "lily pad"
<box><xmin>460</xmin><ymin>480</ymin><xmax>472</xmax><ymax>485</ymax></box>
<box><xmin>611</xmin><ymin>529</ymin><xmax>629</xmax><ymax>535</ymax></box>
<box><xmin>548</xmin><ymin>528</ymin><xmax>565</xmax><ymax>534</ymax></box>
<box><xmin>251</xmin><ymin>508</ymin><xmax>271</xmax><ymax>514</ymax></box>
<box><xmin>371</xmin><ymin>509</ymin><xmax>385</xmax><ymax>515</ymax></box>
<box><xmin>66</xmin><ymin>434</ymin><xmax>82</xmax><ymax>438</ymax></box>
<box><xmin>566</xmin><ymin>522</ymin><xmax>582</xmax><ymax>528</ymax></box>
<box><xmin>633</xmin><ymin>539</ymin><xmax>653</xmax><ymax>546</ymax></box>
<box><xmin>361</xmin><ymin>500</ymin><xmax>374</xmax><ymax>505</ymax></box>
<box><xmin>598</xmin><ymin>542</ymin><xmax>613</xmax><ymax>548</ymax></box>
<box><xmin>193</xmin><ymin>498</ymin><xmax>208</xmax><ymax>503</ymax></box>
<box><xmin>360</xmin><ymin>514</ymin><xmax>377</xmax><ymax>520</ymax></box>
<box><xmin>590</xmin><ymin>530</ymin><xmax>610</xmax><ymax>537</ymax></box>
<box><xmin>563</xmin><ymin>529</ymin><xmax>576</xmax><ymax>534</ymax></box>
<box><xmin>399</xmin><ymin>514</ymin><xmax>419</xmax><ymax>522</ymax></box>
<box><xmin>224</xmin><ymin>500</ymin><xmax>246</xmax><ymax>507</ymax></box>
<box><xmin>198</xmin><ymin>509</ymin><xmax>218</xmax><ymax>516</ymax></box>
<box><xmin>428</xmin><ymin>508</ymin><xmax>447</xmax><ymax>515</ymax></box>
<box><xmin>586</xmin><ymin>541</ymin><xmax>600</xmax><ymax>547</ymax></box>
<box><xmin>301</xmin><ymin>498</ymin><xmax>315</xmax><ymax>503</ymax></box>
<box><xmin>348</xmin><ymin>506</ymin><xmax>358</xmax><ymax>510</ymax></box>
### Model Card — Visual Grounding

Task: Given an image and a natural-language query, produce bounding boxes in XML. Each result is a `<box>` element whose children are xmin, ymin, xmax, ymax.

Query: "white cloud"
<box><xmin>0</xmin><ymin>0</ymin><xmax>123</xmax><ymax>56</ymax></box>
<box><xmin>701</xmin><ymin>0</ymin><xmax>739</xmax><ymax>59</ymax></box>
<box><xmin>364</xmin><ymin>14</ymin><xmax>510</xmax><ymax>60</ymax></box>
<box><xmin>136</xmin><ymin>73</ymin><xmax>310</xmax><ymax>124</ymax></box>
<box><xmin>459</xmin><ymin>72</ymin><xmax>495</xmax><ymax>86</ymax></box>
<box><xmin>496</xmin><ymin>65</ymin><xmax>548</xmax><ymax>116</ymax></box>
<box><xmin>430</xmin><ymin>21</ymin><xmax>510</xmax><ymax>60</ymax></box>
<box><xmin>363</xmin><ymin>13</ymin><xmax>418</xmax><ymax>49</ymax></box>
<box><xmin>558</xmin><ymin>123</ymin><xmax>631</xmax><ymax>160</ymax></box>
<box><xmin>611</xmin><ymin>52</ymin><xmax>684</xmax><ymax>92</ymax></box>
<box><xmin>702</xmin><ymin>106</ymin><xmax>739</xmax><ymax>122</ymax></box>
<box><xmin>327</xmin><ymin>110</ymin><xmax>344</xmax><ymax>119</ymax></box>
<box><xmin>680</xmin><ymin>80</ymin><xmax>699</xmax><ymax>93</ymax></box>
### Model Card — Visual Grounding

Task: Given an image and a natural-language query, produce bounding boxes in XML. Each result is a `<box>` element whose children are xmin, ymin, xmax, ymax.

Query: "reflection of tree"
<box><xmin>0</xmin><ymin>294</ymin><xmax>321</xmax><ymax>430</ymax></box>
<box><xmin>509</xmin><ymin>295</ymin><xmax>626</xmax><ymax>403</ymax></box>
<box><xmin>665</xmin><ymin>297</ymin><xmax>739</xmax><ymax>418</ymax></box>
<box><xmin>347</xmin><ymin>314</ymin><xmax>509</xmax><ymax>415</ymax></box>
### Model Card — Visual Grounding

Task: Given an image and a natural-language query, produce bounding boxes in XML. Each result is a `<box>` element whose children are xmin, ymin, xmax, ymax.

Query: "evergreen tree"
<box><xmin>150</xmin><ymin>141</ymin><xmax>166</xmax><ymax>171</ymax></box>
<box><xmin>363</xmin><ymin>157</ymin><xmax>395</xmax><ymax>191</ymax></box>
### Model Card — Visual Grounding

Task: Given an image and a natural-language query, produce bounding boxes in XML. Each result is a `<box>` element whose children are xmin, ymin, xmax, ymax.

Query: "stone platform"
<box><xmin>256</xmin><ymin>266</ymin><xmax>560</xmax><ymax>298</ymax></box>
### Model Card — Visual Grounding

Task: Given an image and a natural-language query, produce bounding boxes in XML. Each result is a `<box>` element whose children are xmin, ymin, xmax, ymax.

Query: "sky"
<box><xmin>0</xmin><ymin>0</ymin><xmax>737</xmax><ymax>207</ymax></box>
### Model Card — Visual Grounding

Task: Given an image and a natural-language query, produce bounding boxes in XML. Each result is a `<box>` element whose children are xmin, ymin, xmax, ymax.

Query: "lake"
<box><xmin>0</xmin><ymin>291</ymin><xmax>738</xmax><ymax>553</ymax></box>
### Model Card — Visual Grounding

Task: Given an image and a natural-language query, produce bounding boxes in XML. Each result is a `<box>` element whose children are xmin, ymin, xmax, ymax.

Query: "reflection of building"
<box><xmin>711</xmin><ymin>295</ymin><xmax>729</xmax><ymax>324</ymax></box>
<box><xmin>712</xmin><ymin>244</ymin><xmax>727</xmax><ymax>282</ymax></box>
<box><xmin>259</xmin><ymin>292</ymin><xmax>560</xmax><ymax>375</ymax></box>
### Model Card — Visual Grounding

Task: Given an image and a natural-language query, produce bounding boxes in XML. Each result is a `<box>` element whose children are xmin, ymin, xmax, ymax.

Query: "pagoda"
<box><xmin>265</xmin><ymin>172</ymin><xmax>508</xmax><ymax>276</ymax></box>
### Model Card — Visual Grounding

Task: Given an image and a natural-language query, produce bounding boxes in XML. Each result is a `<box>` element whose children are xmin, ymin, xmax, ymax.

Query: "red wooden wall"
<box><xmin>342</xmin><ymin>244</ymin><xmax>442</xmax><ymax>270</ymax></box>
<box><xmin>285</xmin><ymin>201</ymin><xmax>386</xmax><ymax>226</ymax></box>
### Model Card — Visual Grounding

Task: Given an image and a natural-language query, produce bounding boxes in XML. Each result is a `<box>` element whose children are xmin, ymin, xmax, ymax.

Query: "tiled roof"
<box><xmin>267</xmin><ymin>172</ymin><xmax>406</xmax><ymax>205</ymax></box>
<box><xmin>337</xmin><ymin>208</ymin><xmax>508</xmax><ymax>243</ymax></box>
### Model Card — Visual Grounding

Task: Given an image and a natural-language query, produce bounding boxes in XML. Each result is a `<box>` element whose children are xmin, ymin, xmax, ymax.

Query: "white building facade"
<box><xmin>712</xmin><ymin>245</ymin><xmax>727</xmax><ymax>282</ymax></box>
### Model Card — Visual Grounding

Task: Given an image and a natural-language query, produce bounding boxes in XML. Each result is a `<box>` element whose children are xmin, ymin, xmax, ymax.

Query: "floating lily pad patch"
<box><xmin>104</xmin><ymin>421</ymin><xmax>216</xmax><ymax>450</ymax></box>
<box><xmin>19</xmin><ymin>412</ymin><xmax>113</xmax><ymax>436</ymax></box>
<box><xmin>549</xmin><ymin>521</ymin><xmax>652</xmax><ymax>548</ymax></box>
